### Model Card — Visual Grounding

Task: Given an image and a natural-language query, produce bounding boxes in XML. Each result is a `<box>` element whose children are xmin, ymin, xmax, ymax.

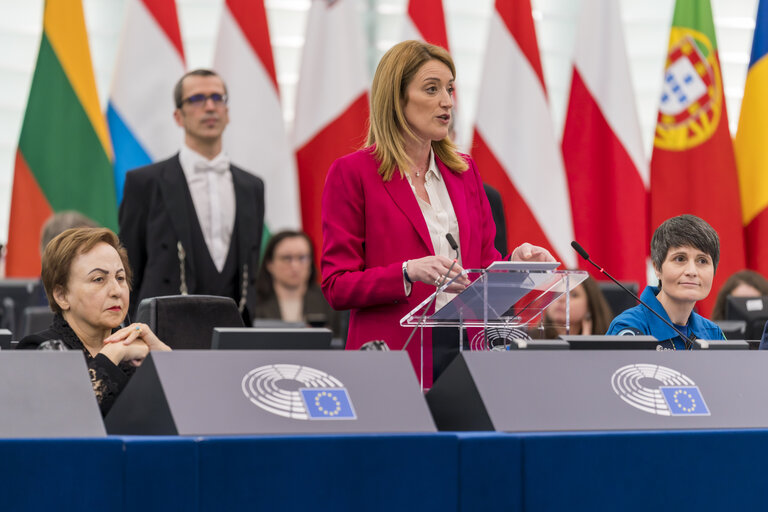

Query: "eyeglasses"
<box><xmin>180</xmin><ymin>93</ymin><xmax>228</xmax><ymax>108</ymax></box>
<box><xmin>275</xmin><ymin>254</ymin><xmax>311</xmax><ymax>264</ymax></box>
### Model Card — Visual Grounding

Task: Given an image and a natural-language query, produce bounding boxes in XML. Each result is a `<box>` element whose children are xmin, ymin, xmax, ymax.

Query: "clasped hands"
<box><xmin>100</xmin><ymin>323</ymin><xmax>172</xmax><ymax>367</ymax></box>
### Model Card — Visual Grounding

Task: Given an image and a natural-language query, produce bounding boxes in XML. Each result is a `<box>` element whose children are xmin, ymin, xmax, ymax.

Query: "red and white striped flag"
<box><xmin>213</xmin><ymin>0</ymin><xmax>300</xmax><ymax>234</ymax></box>
<box><xmin>562</xmin><ymin>0</ymin><xmax>648</xmax><ymax>284</ymax></box>
<box><xmin>293</xmin><ymin>0</ymin><xmax>369</xmax><ymax>258</ymax></box>
<box><xmin>471</xmin><ymin>0</ymin><xmax>574</xmax><ymax>265</ymax></box>
<box><xmin>403</xmin><ymin>0</ymin><xmax>449</xmax><ymax>48</ymax></box>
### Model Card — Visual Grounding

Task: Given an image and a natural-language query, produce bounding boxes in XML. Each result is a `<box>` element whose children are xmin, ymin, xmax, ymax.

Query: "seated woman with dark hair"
<box><xmin>18</xmin><ymin>227</ymin><xmax>171</xmax><ymax>415</ymax></box>
<box><xmin>711</xmin><ymin>269</ymin><xmax>768</xmax><ymax>321</ymax></box>
<box><xmin>253</xmin><ymin>230</ymin><xmax>340</xmax><ymax>336</ymax></box>
<box><xmin>607</xmin><ymin>214</ymin><xmax>724</xmax><ymax>349</ymax></box>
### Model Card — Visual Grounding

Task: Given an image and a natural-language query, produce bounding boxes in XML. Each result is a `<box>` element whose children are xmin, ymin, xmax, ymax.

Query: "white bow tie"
<box><xmin>194</xmin><ymin>158</ymin><xmax>229</xmax><ymax>174</ymax></box>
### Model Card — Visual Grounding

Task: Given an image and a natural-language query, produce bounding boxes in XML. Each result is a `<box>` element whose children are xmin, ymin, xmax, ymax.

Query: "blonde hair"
<box><xmin>367</xmin><ymin>40</ymin><xmax>468</xmax><ymax>181</ymax></box>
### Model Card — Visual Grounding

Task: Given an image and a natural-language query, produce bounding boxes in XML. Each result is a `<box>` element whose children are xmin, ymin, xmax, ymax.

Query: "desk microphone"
<box><xmin>402</xmin><ymin>234</ymin><xmax>460</xmax><ymax>352</ymax></box>
<box><xmin>570</xmin><ymin>241</ymin><xmax>695</xmax><ymax>350</ymax></box>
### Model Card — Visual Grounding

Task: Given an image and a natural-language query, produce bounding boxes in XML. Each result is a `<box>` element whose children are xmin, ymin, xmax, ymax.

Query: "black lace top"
<box><xmin>17</xmin><ymin>314</ymin><xmax>136</xmax><ymax>416</ymax></box>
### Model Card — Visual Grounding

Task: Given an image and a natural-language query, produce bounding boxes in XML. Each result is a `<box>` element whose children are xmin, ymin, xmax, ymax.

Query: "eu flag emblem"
<box><xmin>299</xmin><ymin>388</ymin><xmax>357</xmax><ymax>420</ymax></box>
<box><xmin>660</xmin><ymin>386</ymin><xmax>710</xmax><ymax>416</ymax></box>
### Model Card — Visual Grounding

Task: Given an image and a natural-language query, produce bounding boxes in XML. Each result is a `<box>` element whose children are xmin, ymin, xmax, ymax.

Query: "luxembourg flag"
<box><xmin>213</xmin><ymin>0</ymin><xmax>300</xmax><ymax>233</ymax></box>
<box><xmin>561</xmin><ymin>0</ymin><xmax>648</xmax><ymax>285</ymax></box>
<box><xmin>471</xmin><ymin>0</ymin><xmax>575</xmax><ymax>266</ymax></box>
<box><xmin>403</xmin><ymin>0</ymin><xmax>450</xmax><ymax>48</ymax></box>
<box><xmin>107</xmin><ymin>0</ymin><xmax>185</xmax><ymax>202</ymax></box>
<box><xmin>294</xmin><ymin>0</ymin><xmax>369</xmax><ymax>260</ymax></box>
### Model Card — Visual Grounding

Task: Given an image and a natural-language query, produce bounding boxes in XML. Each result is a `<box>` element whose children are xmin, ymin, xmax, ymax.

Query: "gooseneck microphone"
<box><xmin>571</xmin><ymin>241</ymin><xmax>695</xmax><ymax>350</ymax></box>
<box><xmin>402</xmin><ymin>233</ymin><xmax>461</xmax><ymax>352</ymax></box>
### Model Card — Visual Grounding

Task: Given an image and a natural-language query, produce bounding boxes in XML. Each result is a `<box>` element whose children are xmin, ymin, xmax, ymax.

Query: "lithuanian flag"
<box><xmin>649</xmin><ymin>0</ymin><xmax>745</xmax><ymax>315</ymax></box>
<box><xmin>735</xmin><ymin>0</ymin><xmax>768</xmax><ymax>276</ymax></box>
<box><xmin>6</xmin><ymin>0</ymin><xmax>117</xmax><ymax>277</ymax></box>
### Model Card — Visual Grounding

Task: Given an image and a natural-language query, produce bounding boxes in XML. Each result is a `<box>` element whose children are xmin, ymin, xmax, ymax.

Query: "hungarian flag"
<box><xmin>471</xmin><ymin>0</ymin><xmax>574</xmax><ymax>266</ymax></box>
<box><xmin>650</xmin><ymin>0</ymin><xmax>745</xmax><ymax>315</ymax></box>
<box><xmin>7</xmin><ymin>0</ymin><xmax>117</xmax><ymax>277</ymax></box>
<box><xmin>735</xmin><ymin>0</ymin><xmax>768</xmax><ymax>275</ymax></box>
<box><xmin>293</xmin><ymin>0</ymin><xmax>369</xmax><ymax>262</ymax></box>
<box><xmin>403</xmin><ymin>0</ymin><xmax>449</xmax><ymax>48</ymax></box>
<box><xmin>562</xmin><ymin>0</ymin><xmax>648</xmax><ymax>284</ymax></box>
<box><xmin>214</xmin><ymin>0</ymin><xmax>301</xmax><ymax>237</ymax></box>
<box><xmin>108</xmin><ymin>0</ymin><xmax>185</xmax><ymax>202</ymax></box>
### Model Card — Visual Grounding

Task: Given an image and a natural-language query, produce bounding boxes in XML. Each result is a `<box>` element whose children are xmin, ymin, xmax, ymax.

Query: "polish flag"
<box><xmin>108</xmin><ymin>0</ymin><xmax>185</xmax><ymax>202</ymax></box>
<box><xmin>561</xmin><ymin>0</ymin><xmax>648</xmax><ymax>284</ymax></box>
<box><xmin>471</xmin><ymin>0</ymin><xmax>574</xmax><ymax>265</ymax></box>
<box><xmin>403</xmin><ymin>0</ymin><xmax>450</xmax><ymax>48</ymax></box>
<box><xmin>214</xmin><ymin>0</ymin><xmax>300</xmax><ymax>233</ymax></box>
<box><xmin>294</xmin><ymin>0</ymin><xmax>369</xmax><ymax>259</ymax></box>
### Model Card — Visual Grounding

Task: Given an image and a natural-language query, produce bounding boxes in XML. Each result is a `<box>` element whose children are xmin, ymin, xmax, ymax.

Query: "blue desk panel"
<box><xmin>456</xmin><ymin>432</ymin><xmax>523</xmax><ymax>512</ymax></box>
<box><xmin>195</xmin><ymin>434</ymin><xmax>459</xmax><ymax>512</ymax></box>
<box><xmin>0</xmin><ymin>438</ymin><xmax>124</xmax><ymax>512</ymax></box>
<box><xmin>522</xmin><ymin>430</ymin><xmax>768</xmax><ymax>512</ymax></box>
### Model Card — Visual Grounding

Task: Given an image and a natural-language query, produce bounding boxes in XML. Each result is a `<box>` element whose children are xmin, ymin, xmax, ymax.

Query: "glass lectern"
<box><xmin>400</xmin><ymin>262</ymin><xmax>588</xmax><ymax>389</ymax></box>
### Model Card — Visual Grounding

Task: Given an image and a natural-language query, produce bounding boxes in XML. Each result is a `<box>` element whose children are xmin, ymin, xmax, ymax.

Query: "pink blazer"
<box><xmin>321</xmin><ymin>147</ymin><xmax>501</xmax><ymax>386</ymax></box>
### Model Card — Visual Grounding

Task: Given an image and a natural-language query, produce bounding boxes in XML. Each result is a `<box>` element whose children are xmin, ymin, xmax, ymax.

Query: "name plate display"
<box><xmin>0</xmin><ymin>352</ymin><xmax>105</xmax><ymax>437</ymax></box>
<box><xmin>105</xmin><ymin>351</ymin><xmax>435</xmax><ymax>435</ymax></box>
<box><xmin>427</xmin><ymin>351</ymin><xmax>768</xmax><ymax>431</ymax></box>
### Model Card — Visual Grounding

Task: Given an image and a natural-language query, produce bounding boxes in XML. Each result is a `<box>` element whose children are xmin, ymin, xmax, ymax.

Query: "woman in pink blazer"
<box><xmin>321</xmin><ymin>41</ymin><xmax>552</xmax><ymax>387</ymax></box>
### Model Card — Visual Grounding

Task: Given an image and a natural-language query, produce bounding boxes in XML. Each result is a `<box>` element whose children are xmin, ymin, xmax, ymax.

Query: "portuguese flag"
<box><xmin>7</xmin><ymin>0</ymin><xmax>117</xmax><ymax>277</ymax></box>
<box><xmin>649</xmin><ymin>0</ymin><xmax>745</xmax><ymax>315</ymax></box>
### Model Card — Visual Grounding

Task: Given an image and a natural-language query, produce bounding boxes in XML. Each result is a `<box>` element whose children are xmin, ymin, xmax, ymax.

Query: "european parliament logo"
<box><xmin>300</xmin><ymin>388</ymin><xmax>356</xmax><ymax>420</ymax></box>
<box><xmin>611</xmin><ymin>364</ymin><xmax>711</xmax><ymax>417</ymax></box>
<box><xmin>242</xmin><ymin>364</ymin><xmax>357</xmax><ymax>421</ymax></box>
<box><xmin>660</xmin><ymin>386</ymin><xmax>710</xmax><ymax>416</ymax></box>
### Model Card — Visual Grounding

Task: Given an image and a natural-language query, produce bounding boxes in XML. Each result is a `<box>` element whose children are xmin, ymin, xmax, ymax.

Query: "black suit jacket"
<box><xmin>483</xmin><ymin>183</ymin><xmax>508</xmax><ymax>256</ymax></box>
<box><xmin>119</xmin><ymin>154</ymin><xmax>265</xmax><ymax>320</ymax></box>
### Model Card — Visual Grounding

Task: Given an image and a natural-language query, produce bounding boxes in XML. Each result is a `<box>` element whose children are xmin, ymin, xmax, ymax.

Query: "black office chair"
<box><xmin>597</xmin><ymin>281</ymin><xmax>639</xmax><ymax>317</ymax></box>
<box><xmin>19</xmin><ymin>306</ymin><xmax>55</xmax><ymax>340</ymax></box>
<box><xmin>135</xmin><ymin>295</ymin><xmax>244</xmax><ymax>349</ymax></box>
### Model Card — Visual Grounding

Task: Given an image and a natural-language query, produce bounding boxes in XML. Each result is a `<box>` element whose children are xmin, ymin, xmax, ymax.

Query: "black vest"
<box><xmin>181</xmin><ymin>180</ymin><xmax>240</xmax><ymax>302</ymax></box>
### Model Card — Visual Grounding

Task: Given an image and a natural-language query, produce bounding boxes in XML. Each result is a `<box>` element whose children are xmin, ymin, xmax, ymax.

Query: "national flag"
<box><xmin>562</xmin><ymin>0</ymin><xmax>648</xmax><ymax>284</ymax></box>
<box><xmin>293</xmin><ymin>0</ymin><xmax>369</xmax><ymax>263</ymax></box>
<box><xmin>471</xmin><ymin>0</ymin><xmax>574</xmax><ymax>265</ymax></box>
<box><xmin>735</xmin><ymin>0</ymin><xmax>768</xmax><ymax>275</ymax></box>
<box><xmin>403</xmin><ymin>0</ymin><xmax>450</xmax><ymax>48</ymax></box>
<box><xmin>650</xmin><ymin>0</ymin><xmax>745</xmax><ymax>315</ymax></box>
<box><xmin>107</xmin><ymin>0</ymin><xmax>185</xmax><ymax>202</ymax></box>
<box><xmin>213</xmin><ymin>0</ymin><xmax>300</xmax><ymax>237</ymax></box>
<box><xmin>7</xmin><ymin>0</ymin><xmax>117</xmax><ymax>277</ymax></box>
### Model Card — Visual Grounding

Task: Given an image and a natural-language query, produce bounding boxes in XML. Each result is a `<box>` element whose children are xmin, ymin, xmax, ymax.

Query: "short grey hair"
<box><xmin>651</xmin><ymin>214</ymin><xmax>720</xmax><ymax>272</ymax></box>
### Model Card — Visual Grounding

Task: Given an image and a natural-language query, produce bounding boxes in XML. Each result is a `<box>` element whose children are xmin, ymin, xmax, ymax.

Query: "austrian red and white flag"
<box><xmin>213</xmin><ymin>0</ymin><xmax>300</xmax><ymax>233</ymax></box>
<box><xmin>403</xmin><ymin>0</ymin><xmax>449</xmax><ymax>48</ymax></box>
<box><xmin>471</xmin><ymin>0</ymin><xmax>574</xmax><ymax>265</ymax></box>
<box><xmin>294</xmin><ymin>0</ymin><xmax>369</xmax><ymax>257</ymax></box>
<box><xmin>561</xmin><ymin>0</ymin><xmax>648</xmax><ymax>284</ymax></box>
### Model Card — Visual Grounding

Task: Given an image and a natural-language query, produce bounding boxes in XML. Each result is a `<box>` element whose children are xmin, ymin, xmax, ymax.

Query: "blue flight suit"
<box><xmin>607</xmin><ymin>286</ymin><xmax>724</xmax><ymax>350</ymax></box>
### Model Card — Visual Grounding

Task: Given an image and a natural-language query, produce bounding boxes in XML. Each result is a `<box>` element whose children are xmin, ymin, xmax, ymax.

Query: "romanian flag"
<box><xmin>7</xmin><ymin>0</ymin><xmax>117</xmax><ymax>277</ymax></box>
<box><xmin>649</xmin><ymin>0</ymin><xmax>745</xmax><ymax>315</ymax></box>
<box><xmin>735</xmin><ymin>0</ymin><xmax>768</xmax><ymax>275</ymax></box>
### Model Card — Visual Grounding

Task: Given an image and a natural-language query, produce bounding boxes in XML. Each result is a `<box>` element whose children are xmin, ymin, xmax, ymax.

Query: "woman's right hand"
<box><xmin>100</xmin><ymin>340</ymin><xmax>150</xmax><ymax>367</ymax></box>
<box><xmin>406</xmin><ymin>256</ymin><xmax>470</xmax><ymax>293</ymax></box>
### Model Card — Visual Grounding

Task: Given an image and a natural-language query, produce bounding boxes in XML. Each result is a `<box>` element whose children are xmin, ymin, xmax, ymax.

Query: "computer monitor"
<box><xmin>559</xmin><ymin>335</ymin><xmax>659</xmax><ymax>349</ymax></box>
<box><xmin>211</xmin><ymin>327</ymin><xmax>334</xmax><ymax>350</ymax></box>
<box><xmin>725</xmin><ymin>296</ymin><xmax>768</xmax><ymax>340</ymax></box>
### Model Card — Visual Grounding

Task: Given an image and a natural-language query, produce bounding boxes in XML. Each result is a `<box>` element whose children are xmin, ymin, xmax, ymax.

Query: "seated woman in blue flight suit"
<box><xmin>607</xmin><ymin>214</ymin><xmax>724</xmax><ymax>349</ymax></box>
